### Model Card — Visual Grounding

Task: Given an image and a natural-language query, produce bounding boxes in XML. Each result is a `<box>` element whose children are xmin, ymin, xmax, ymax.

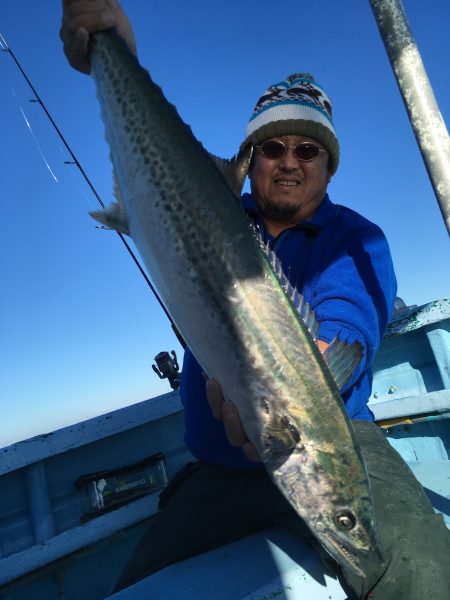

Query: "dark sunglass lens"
<box><xmin>260</xmin><ymin>141</ymin><xmax>285</xmax><ymax>159</ymax></box>
<box><xmin>295</xmin><ymin>143</ymin><xmax>320</xmax><ymax>161</ymax></box>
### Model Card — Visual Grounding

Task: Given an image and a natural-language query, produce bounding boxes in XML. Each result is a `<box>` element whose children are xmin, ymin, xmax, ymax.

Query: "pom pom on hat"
<box><xmin>243</xmin><ymin>73</ymin><xmax>340</xmax><ymax>174</ymax></box>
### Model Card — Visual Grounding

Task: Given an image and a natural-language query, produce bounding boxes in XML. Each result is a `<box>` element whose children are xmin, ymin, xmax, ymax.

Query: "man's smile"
<box><xmin>274</xmin><ymin>177</ymin><xmax>301</xmax><ymax>187</ymax></box>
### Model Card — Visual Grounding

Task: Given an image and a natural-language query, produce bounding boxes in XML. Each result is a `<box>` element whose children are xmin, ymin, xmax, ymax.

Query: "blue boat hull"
<box><xmin>1</xmin><ymin>300</ymin><xmax>449</xmax><ymax>599</ymax></box>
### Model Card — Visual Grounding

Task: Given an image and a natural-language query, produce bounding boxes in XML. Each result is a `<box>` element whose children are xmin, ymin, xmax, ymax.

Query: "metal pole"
<box><xmin>369</xmin><ymin>0</ymin><xmax>450</xmax><ymax>236</ymax></box>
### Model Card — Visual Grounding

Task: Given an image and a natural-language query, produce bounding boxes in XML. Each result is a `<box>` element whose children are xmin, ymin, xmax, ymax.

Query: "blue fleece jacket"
<box><xmin>180</xmin><ymin>193</ymin><xmax>397</xmax><ymax>469</ymax></box>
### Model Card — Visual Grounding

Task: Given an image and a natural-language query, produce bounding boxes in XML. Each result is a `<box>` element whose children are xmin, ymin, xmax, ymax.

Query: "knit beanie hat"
<box><xmin>243</xmin><ymin>73</ymin><xmax>339</xmax><ymax>174</ymax></box>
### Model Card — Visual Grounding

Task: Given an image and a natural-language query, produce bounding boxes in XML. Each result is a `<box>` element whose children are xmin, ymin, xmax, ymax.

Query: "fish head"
<box><xmin>271</xmin><ymin>448</ymin><xmax>384</xmax><ymax>579</ymax></box>
<box><xmin>315</xmin><ymin>497</ymin><xmax>384</xmax><ymax>578</ymax></box>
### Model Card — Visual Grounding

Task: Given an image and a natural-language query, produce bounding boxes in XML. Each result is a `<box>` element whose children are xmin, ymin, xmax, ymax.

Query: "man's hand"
<box><xmin>205</xmin><ymin>341</ymin><xmax>329</xmax><ymax>463</ymax></box>
<box><xmin>60</xmin><ymin>0</ymin><xmax>137</xmax><ymax>74</ymax></box>
<box><xmin>206</xmin><ymin>379</ymin><xmax>261</xmax><ymax>463</ymax></box>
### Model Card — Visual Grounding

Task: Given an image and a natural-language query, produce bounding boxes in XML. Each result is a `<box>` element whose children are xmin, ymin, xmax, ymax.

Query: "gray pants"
<box><xmin>114</xmin><ymin>421</ymin><xmax>450</xmax><ymax>599</ymax></box>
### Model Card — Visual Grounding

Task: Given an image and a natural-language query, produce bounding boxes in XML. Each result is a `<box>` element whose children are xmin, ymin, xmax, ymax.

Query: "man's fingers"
<box><xmin>62</xmin><ymin>11</ymin><xmax>116</xmax><ymax>36</ymax></box>
<box><xmin>223</xmin><ymin>403</ymin><xmax>261</xmax><ymax>461</ymax></box>
<box><xmin>206</xmin><ymin>381</ymin><xmax>247</xmax><ymax>445</ymax></box>
<box><xmin>206</xmin><ymin>379</ymin><xmax>225</xmax><ymax>420</ymax></box>
<box><xmin>62</xmin><ymin>0</ymin><xmax>117</xmax><ymax>19</ymax></box>
<box><xmin>222</xmin><ymin>401</ymin><xmax>248</xmax><ymax>447</ymax></box>
<box><xmin>62</xmin><ymin>27</ymin><xmax>90</xmax><ymax>73</ymax></box>
<box><xmin>61</xmin><ymin>0</ymin><xmax>116</xmax><ymax>37</ymax></box>
<box><xmin>206</xmin><ymin>381</ymin><xmax>261</xmax><ymax>462</ymax></box>
<box><xmin>242</xmin><ymin>442</ymin><xmax>262</xmax><ymax>463</ymax></box>
<box><xmin>60</xmin><ymin>0</ymin><xmax>125</xmax><ymax>74</ymax></box>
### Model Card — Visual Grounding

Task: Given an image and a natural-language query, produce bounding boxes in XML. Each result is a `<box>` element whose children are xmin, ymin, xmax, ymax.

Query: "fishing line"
<box><xmin>18</xmin><ymin>103</ymin><xmax>59</xmax><ymax>183</ymax></box>
<box><xmin>0</xmin><ymin>32</ymin><xmax>185</xmax><ymax>347</ymax></box>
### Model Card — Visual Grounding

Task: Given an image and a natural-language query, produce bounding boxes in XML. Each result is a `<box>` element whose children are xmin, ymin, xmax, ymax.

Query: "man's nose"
<box><xmin>279</xmin><ymin>148</ymin><xmax>300</xmax><ymax>169</ymax></box>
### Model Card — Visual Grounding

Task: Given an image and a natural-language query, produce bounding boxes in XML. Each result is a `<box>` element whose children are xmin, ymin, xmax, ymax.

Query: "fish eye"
<box><xmin>335</xmin><ymin>510</ymin><xmax>356</xmax><ymax>530</ymax></box>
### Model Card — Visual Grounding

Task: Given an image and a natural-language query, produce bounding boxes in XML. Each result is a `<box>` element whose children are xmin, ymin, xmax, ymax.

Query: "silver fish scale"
<box><xmin>89</xmin><ymin>30</ymin><xmax>382</xmax><ymax>577</ymax></box>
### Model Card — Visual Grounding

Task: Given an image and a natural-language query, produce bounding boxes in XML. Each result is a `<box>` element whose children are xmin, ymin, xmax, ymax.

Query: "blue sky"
<box><xmin>0</xmin><ymin>1</ymin><xmax>448</xmax><ymax>447</ymax></box>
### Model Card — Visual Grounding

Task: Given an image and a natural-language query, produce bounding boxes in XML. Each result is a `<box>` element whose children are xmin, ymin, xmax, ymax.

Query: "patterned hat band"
<box><xmin>243</xmin><ymin>73</ymin><xmax>340</xmax><ymax>174</ymax></box>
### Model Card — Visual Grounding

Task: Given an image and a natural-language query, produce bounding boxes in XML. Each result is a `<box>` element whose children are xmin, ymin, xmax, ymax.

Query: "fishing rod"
<box><xmin>0</xmin><ymin>32</ymin><xmax>185</xmax><ymax>352</ymax></box>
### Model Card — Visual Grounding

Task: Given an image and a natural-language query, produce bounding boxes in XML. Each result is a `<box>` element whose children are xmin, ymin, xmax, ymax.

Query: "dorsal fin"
<box><xmin>251</xmin><ymin>225</ymin><xmax>319</xmax><ymax>340</ymax></box>
<box><xmin>252</xmin><ymin>225</ymin><xmax>362</xmax><ymax>388</ymax></box>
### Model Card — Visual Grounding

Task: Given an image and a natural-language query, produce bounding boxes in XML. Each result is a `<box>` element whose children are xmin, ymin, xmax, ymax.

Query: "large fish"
<box><xmin>88</xmin><ymin>29</ymin><xmax>382</xmax><ymax>577</ymax></box>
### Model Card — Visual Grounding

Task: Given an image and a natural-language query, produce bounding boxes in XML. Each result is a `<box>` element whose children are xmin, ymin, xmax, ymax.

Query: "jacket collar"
<box><xmin>241</xmin><ymin>192</ymin><xmax>340</xmax><ymax>237</ymax></box>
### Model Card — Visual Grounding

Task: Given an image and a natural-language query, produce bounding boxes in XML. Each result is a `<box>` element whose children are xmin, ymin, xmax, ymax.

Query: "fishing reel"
<box><xmin>152</xmin><ymin>350</ymin><xmax>180</xmax><ymax>390</ymax></box>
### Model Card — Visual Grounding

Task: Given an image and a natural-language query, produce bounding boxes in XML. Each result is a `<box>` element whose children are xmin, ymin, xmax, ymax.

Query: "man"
<box><xmin>61</xmin><ymin>2</ymin><xmax>450</xmax><ymax>598</ymax></box>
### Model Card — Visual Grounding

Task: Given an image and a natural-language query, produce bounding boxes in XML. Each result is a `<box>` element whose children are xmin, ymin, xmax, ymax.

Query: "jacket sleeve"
<box><xmin>313</xmin><ymin>224</ymin><xmax>397</xmax><ymax>393</ymax></box>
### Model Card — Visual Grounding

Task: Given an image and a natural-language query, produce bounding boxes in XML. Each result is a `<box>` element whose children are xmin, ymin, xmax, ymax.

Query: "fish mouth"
<box><xmin>321</xmin><ymin>531</ymin><xmax>383</xmax><ymax>579</ymax></box>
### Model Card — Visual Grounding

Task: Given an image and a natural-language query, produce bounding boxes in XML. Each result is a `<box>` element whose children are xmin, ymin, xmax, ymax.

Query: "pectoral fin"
<box><xmin>90</xmin><ymin>160</ymin><xmax>130</xmax><ymax>234</ymax></box>
<box><xmin>90</xmin><ymin>201</ymin><xmax>129</xmax><ymax>234</ymax></box>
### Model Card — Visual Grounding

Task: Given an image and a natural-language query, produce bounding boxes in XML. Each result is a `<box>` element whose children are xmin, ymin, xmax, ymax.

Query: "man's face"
<box><xmin>248</xmin><ymin>134</ymin><xmax>331</xmax><ymax>233</ymax></box>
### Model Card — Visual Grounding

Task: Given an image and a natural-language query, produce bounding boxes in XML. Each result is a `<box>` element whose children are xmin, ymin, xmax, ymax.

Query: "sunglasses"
<box><xmin>255</xmin><ymin>140</ymin><xmax>327</xmax><ymax>162</ymax></box>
